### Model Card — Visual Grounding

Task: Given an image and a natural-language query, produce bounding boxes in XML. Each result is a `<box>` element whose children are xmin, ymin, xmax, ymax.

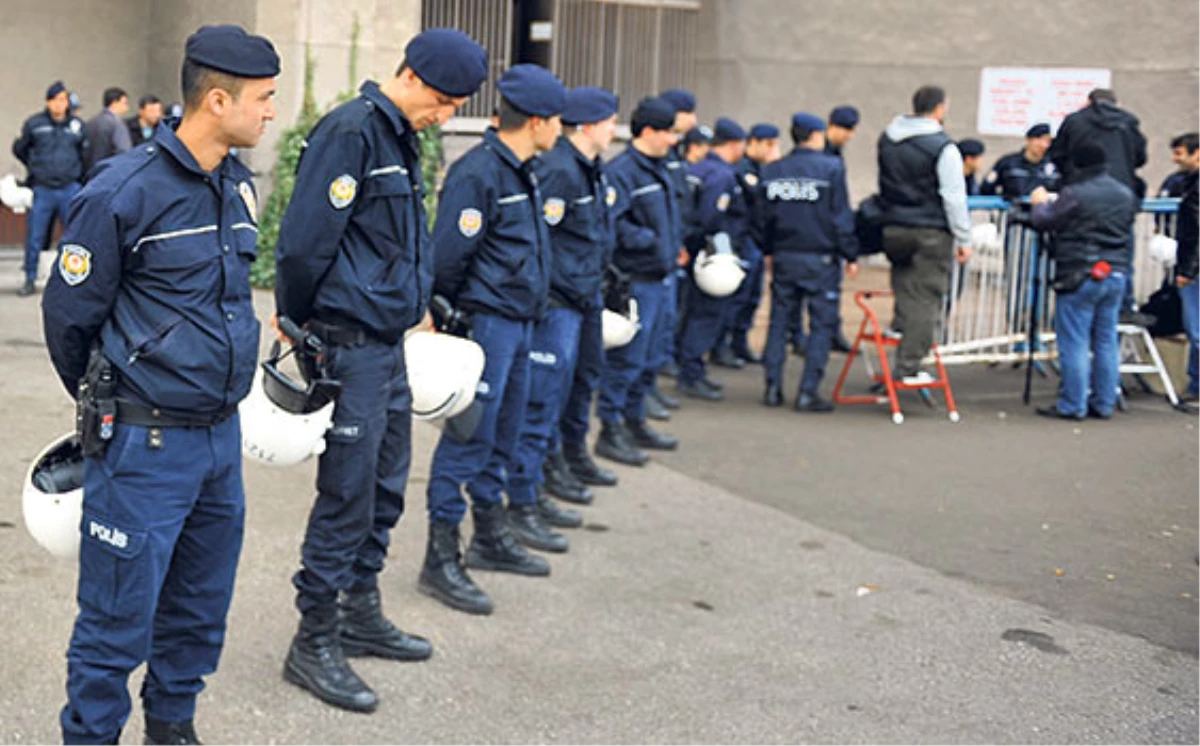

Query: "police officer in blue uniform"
<box><xmin>676</xmin><ymin>117</ymin><xmax>750</xmax><ymax>401</ymax></box>
<box><xmin>509</xmin><ymin>87</ymin><xmax>620</xmax><ymax>534</ymax></box>
<box><xmin>981</xmin><ymin>123</ymin><xmax>1059</xmax><ymax>199</ymax></box>
<box><xmin>12</xmin><ymin>80</ymin><xmax>87</xmax><ymax>296</ymax></box>
<box><xmin>958</xmin><ymin>138</ymin><xmax>987</xmax><ymax>195</ymax></box>
<box><xmin>825</xmin><ymin>105</ymin><xmax>859</xmax><ymax>159</ymax></box>
<box><xmin>274</xmin><ymin>29</ymin><xmax>487</xmax><ymax>712</ymax></box>
<box><xmin>41</xmin><ymin>25</ymin><xmax>279</xmax><ymax>745</ymax></box>
<box><xmin>760</xmin><ymin>113</ymin><xmax>859</xmax><ymax>412</ymax></box>
<box><xmin>595</xmin><ymin>97</ymin><xmax>682</xmax><ymax>465</ymax></box>
<box><xmin>422</xmin><ymin>64</ymin><xmax>566</xmax><ymax>616</ymax></box>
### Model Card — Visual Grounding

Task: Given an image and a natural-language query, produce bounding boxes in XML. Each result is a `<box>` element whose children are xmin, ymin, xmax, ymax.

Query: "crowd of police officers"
<box><xmin>21</xmin><ymin>17</ymin><xmax>1200</xmax><ymax>743</ymax></box>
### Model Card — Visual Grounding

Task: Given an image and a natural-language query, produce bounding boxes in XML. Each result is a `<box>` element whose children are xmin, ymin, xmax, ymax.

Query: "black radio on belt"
<box><xmin>76</xmin><ymin>348</ymin><xmax>117</xmax><ymax>458</ymax></box>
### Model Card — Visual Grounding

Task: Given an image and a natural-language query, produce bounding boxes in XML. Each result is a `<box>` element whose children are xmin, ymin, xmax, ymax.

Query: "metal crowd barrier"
<box><xmin>935</xmin><ymin>195</ymin><xmax>1181</xmax><ymax>367</ymax></box>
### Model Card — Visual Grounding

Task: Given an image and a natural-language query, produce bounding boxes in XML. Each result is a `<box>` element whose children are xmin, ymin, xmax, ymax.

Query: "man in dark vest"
<box><xmin>876</xmin><ymin>85</ymin><xmax>972</xmax><ymax>384</ymax></box>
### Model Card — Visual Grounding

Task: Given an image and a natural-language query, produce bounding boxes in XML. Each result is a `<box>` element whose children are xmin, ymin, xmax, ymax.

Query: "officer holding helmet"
<box><xmin>423</xmin><ymin>64</ymin><xmax>567</xmax><ymax>616</ymax></box>
<box><xmin>760</xmin><ymin>112</ymin><xmax>859</xmax><ymax>412</ymax></box>
<box><xmin>41</xmin><ymin>25</ymin><xmax>278</xmax><ymax>745</ymax></box>
<box><xmin>274</xmin><ymin>29</ymin><xmax>488</xmax><ymax>712</ymax></box>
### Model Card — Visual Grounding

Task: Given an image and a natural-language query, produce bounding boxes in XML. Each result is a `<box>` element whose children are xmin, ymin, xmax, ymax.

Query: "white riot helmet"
<box><xmin>405</xmin><ymin>331</ymin><xmax>486</xmax><ymax>421</ymax></box>
<box><xmin>694</xmin><ymin>252</ymin><xmax>746</xmax><ymax>298</ymax></box>
<box><xmin>1148</xmin><ymin>234</ymin><xmax>1178</xmax><ymax>266</ymax></box>
<box><xmin>602</xmin><ymin>298</ymin><xmax>640</xmax><ymax>350</ymax></box>
<box><xmin>23</xmin><ymin>433</ymin><xmax>84</xmax><ymax>560</ymax></box>
<box><xmin>971</xmin><ymin>222</ymin><xmax>1003</xmax><ymax>255</ymax></box>
<box><xmin>240</xmin><ymin>323</ymin><xmax>341</xmax><ymax>467</ymax></box>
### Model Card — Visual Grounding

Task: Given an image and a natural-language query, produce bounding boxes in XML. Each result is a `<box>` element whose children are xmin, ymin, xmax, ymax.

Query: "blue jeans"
<box><xmin>557</xmin><ymin>299</ymin><xmax>604</xmax><ymax>449</ymax></box>
<box><xmin>62</xmin><ymin>416</ymin><xmax>244</xmax><ymax>744</ymax></box>
<box><xmin>293</xmin><ymin>341</ymin><xmax>410</xmax><ymax>614</ymax></box>
<box><xmin>427</xmin><ymin>314</ymin><xmax>532</xmax><ymax>525</ymax></box>
<box><xmin>1053</xmin><ymin>273</ymin><xmax>1124</xmax><ymax>417</ymax></box>
<box><xmin>25</xmin><ymin>183</ymin><xmax>80</xmax><ymax>282</ymax></box>
<box><xmin>509</xmin><ymin>306</ymin><xmax>583</xmax><ymax>506</ymax></box>
<box><xmin>597</xmin><ymin>279</ymin><xmax>669</xmax><ymax>424</ymax></box>
<box><xmin>1180</xmin><ymin>279</ymin><xmax>1199</xmax><ymax>397</ymax></box>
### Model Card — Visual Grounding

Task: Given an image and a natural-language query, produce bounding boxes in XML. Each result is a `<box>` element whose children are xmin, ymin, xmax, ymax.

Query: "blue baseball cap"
<box><xmin>498</xmin><ymin>64</ymin><xmax>566</xmax><ymax>118</ymax></box>
<box><xmin>185</xmin><ymin>25</ymin><xmax>280</xmax><ymax>78</ymax></box>
<box><xmin>748</xmin><ymin>123</ymin><xmax>780</xmax><ymax>140</ymax></box>
<box><xmin>1026</xmin><ymin>123</ymin><xmax>1051</xmax><ymax>138</ymax></box>
<box><xmin>829</xmin><ymin>105</ymin><xmax>859</xmax><ymax>129</ymax></box>
<box><xmin>405</xmin><ymin>28</ymin><xmax>489</xmax><ymax>98</ymax></box>
<box><xmin>712</xmin><ymin>117</ymin><xmax>746</xmax><ymax>143</ymax></box>
<box><xmin>562</xmin><ymin>87</ymin><xmax>618</xmax><ymax>126</ymax></box>
<box><xmin>957</xmin><ymin>138</ymin><xmax>985</xmax><ymax>157</ymax></box>
<box><xmin>791</xmin><ymin>112</ymin><xmax>826</xmax><ymax>132</ymax></box>
<box><xmin>660</xmin><ymin>88</ymin><xmax>696</xmax><ymax>113</ymax></box>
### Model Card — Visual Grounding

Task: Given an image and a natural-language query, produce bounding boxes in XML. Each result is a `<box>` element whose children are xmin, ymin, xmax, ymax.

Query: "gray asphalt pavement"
<box><xmin>0</xmin><ymin>255</ymin><xmax>1196</xmax><ymax>744</ymax></box>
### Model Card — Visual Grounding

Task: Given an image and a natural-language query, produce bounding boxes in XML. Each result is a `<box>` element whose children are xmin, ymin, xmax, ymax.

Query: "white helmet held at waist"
<box><xmin>241</xmin><ymin>360</ymin><xmax>338</xmax><ymax>467</ymax></box>
<box><xmin>694</xmin><ymin>252</ymin><xmax>746</xmax><ymax>298</ymax></box>
<box><xmin>0</xmin><ymin>174</ymin><xmax>33</xmax><ymax>214</ymax></box>
<box><xmin>405</xmin><ymin>331</ymin><xmax>486</xmax><ymax>421</ymax></box>
<box><xmin>602</xmin><ymin>298</ymin><xmax>640</xmax><ymax>349</ymax></box>
<box><xmin>23</xmin><ymin>432</ymin><xmax>84</xmax><ymax>560</ymax></box>
<box><xmin>1148</xmin><ymin>233</ymin><xmax>1178</xmax><ymax>266</ymax></box>
<box><xmin>970</xmin><ymin>222</ymin><xmax>1003</xmax><ymax>255</ymax></box>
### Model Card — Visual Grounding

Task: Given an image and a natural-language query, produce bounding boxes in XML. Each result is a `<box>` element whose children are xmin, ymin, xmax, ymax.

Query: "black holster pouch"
<box><xmin>76</xmin><ymin>349</ymin><xmax>117</xmax><ymax>458</ymax></box>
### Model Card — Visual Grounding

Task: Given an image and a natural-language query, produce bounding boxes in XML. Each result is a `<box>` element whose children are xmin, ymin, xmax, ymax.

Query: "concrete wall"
<box><xmin>694</xmin><ymin>0</ymin><xmax>1200</xmax><ymax>201</ymax></box>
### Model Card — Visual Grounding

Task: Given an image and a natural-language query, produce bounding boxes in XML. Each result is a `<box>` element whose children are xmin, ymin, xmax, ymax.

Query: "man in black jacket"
<box><xmin>1173</xmin><ymin>145</ymin><xmax>1199</xmax><ymax>402</ymax></box>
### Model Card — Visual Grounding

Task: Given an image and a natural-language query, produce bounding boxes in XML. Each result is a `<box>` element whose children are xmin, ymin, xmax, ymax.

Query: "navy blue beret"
<box><xmin>631</xmin><ymin>97</ymin><xmax>677</xmax><ymax>136</ymax></box>
<box><xmin>406</xmin><ymin>28</ymin><xmax>488</xmax><ymax>98</ymax></box>
<box><xmin>712</xmin><ymin>117</ymin><xmax>746</xmax><ymax>143</ymax></box>
<box><xmin>46</xmin><ymin>80</ymin><xmax>66</xmax><ymax>100</ymax></box>
<box><xmin>660</xmin><ymin>88</ymin><xmax>696</xmax><ymax>113</ymax></box>
<box><xmin>185</xmin><ymin>25</ymin><xmax>280</xmax><ymax>78</ymax></box>
<box><xmin>957</xmin><ymin>138</ymin><xmax>985</xmax><ymax>157</ymax></box>
<box><xmin>1026</xmin><ymin>123</ymin><xmax>1051</xmax><ymax>138</ymax></box>
<box><xmin>683</xmin><ymin>125</ymin><xmax>712</xmax><ymax>146</ymax></box>
<box><xmin>498</xmin><ymin>64</ymin><xmax>566</xmax><ymax>118</ymax></box>
<box><xmin>748</xmin><ymin>123</ymin><xmax>780</xmax><ymax>140</ymax></box>
<box><xmin>563</xmin><ymin>87</ymin><xmax>618</xmax><ymax>125</ymax></box>
<box><xmin>791</xmin><ymin>112</ymin><xmax>826</xmax><ymax>133</ymax></box>
<box><xmin>829</xmin><ymin>105</ymin><xmax>860</xmax><ymax>129</ymax></box>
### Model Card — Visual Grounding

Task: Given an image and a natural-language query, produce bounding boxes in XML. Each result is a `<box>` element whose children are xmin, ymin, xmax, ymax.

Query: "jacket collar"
<box><xmin>360</xmin><ymin>81</ymin><xmax>413</xmax><ymax>140</ymax></box>
<box><xmin>154</xmin><ymin>119</ymin><xmax>235</xmax><ymax>184</ymax></box>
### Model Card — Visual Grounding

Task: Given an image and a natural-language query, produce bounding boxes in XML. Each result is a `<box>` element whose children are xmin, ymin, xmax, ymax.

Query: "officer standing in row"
<box><xmin>42</xmin><ymin>25</ymin><xmax>279</xmax><ymax>745</ymax></box>
<box><xmin>824</xmin><ymin>105</ymin><xmax>859</xmax><ymax>158</ymax></box>
<box><xmin>981</xmin><ymin>123</ymin><xmax>1059</xmax><ymax>199</ymax></box>
<box><xmin>274</xmin><ymin>29</ymin><xmax>488</xmax><ymax>712</ymax></box>
<box><xmin>760</xmin><ymin>113</ymin><xmax>859</xmax><ymax>412</ymax></box>
<box><xmin>422</xmin><ymin>65</ymin><xmax>567</xmax><ymax>616</ymax></box>
<box><xmin>510</xmin><ymin>87</ymin><xmax>620</xmax><ymax>534</ymax></box>
<box><xmin>676</xmin><ymin>117</ymin><xmax>749</xmax><ymax>401</ymax></box>
<box><xmin>595</xmin><ymin>97</ymin><xmax>681</xmax><ymax>466</ymax></box>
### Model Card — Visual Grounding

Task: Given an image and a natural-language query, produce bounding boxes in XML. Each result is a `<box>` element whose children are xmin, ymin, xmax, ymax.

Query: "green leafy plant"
<box><xmin>417</xmin><ymin>124</ymin><xmax>444</xmax><ymax>228</ymax></box>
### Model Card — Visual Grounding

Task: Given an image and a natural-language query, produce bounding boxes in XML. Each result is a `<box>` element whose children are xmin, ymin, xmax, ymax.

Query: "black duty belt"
<box><xmin>308</xmin><ymin>319</ymin><xmax>386</xmax><ymax>347</ymax></box>
<box><xmin>117</xmin><ymin>401</ymin><xmax>237</xmax><ymax>428</ymax></box>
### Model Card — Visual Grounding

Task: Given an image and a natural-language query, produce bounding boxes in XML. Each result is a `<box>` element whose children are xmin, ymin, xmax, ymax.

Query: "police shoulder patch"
<box><xmin>328</xmin><ymin>174</ymin><xmax>357</xmax><ymax>209</ymax></box>
<box><xmin>239</xmin><ymin>181</ymin><xmax>258</xmax><ymax>219</ymax></box>
<box><xmin>59</xmin><ymin>244</ymin><xmax>91</xmax><ymax>286</ymax></box>
<box><xmin>606</xmin><ymin>185</ymin><xmax>618</xmax><ymax>207</ymax></box>
<box><xmin>458</xmin><ymin>208</ymin><xmax>483</xmax><ymax>238</ymax></box>
<box><xmin>744</xmin><ymin>172</ymin><xmax>759</xmax><ymax>187</ymax></box>
<box><xmin>543</xmin><ymin>198</ymin><xmax>565</xmax><ymax>226</ymax></box>
<box><xmin>716</xmin><ymin>193</ymin><xmax>731</xmax><ymax>212</ymax></box>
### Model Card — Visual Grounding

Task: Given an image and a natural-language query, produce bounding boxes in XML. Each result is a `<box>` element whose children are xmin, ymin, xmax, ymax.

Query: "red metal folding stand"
<box><xmin>831</xmin><ymin>290</ymin><xmax>960</xmax><ymax>424</ymax></box>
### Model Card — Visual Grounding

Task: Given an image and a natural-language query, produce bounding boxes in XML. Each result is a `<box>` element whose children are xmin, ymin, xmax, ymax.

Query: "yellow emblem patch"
<box><xmin>458</xmin><ymin>208</ymin><xmax>483</xmax><ymax>238</ymax></box>
<box><xmin>239</xmin><ymin>181</ymin><xmax>257</xmax><ymax>219</ymax></box>
<box><xmin>606</xmin><ymin>186</ymin><xmax>617</xmax><ymax>207</ymax></box>
<box><xmin>58</xmin><ymin>244</ymin><xmax>91</xmax><ymax>286</ymax></box>
<box><xmin>744</xmin><ymin>172</ymin><xmax>759</xmax><ymax>187</ymax></box>
<box><xmin>716</xmin><ymin>193</ymin><xmax>731</xmax><ymax>212</ymax></box>
<box><xmin>543</xmin><ymin>198</ymin><xmax>565</xmax><ymax>226</ymax></box>
<box><xmin>328</xmin><ymin>175</ymin><xmax>357</xmax><ymax>209</ymax></box>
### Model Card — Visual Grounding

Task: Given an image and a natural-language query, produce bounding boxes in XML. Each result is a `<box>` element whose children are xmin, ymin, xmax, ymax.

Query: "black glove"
<box><xmin>602</xmin><ymin>264</ymin><xmax>632</xmax><ymax>313</ymax></box>
<box><xmin>430</xmin><ymin>294</ymin><xmax>473</xmax><ymax>338</ymax></box>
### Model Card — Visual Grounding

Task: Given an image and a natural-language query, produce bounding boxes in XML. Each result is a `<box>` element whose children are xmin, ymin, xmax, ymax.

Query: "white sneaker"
<box><xmin>882</xmin><ymin>329</ymin><xmax>904</xmax><ymax>340</ymax></box>
<box><xmin>901</xmin><ymin>371</ymin><xmax>936</xmax><ymax>386</ymax></box>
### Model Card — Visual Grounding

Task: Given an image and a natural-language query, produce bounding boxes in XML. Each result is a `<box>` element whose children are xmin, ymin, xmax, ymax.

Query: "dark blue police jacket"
<box><xmin>276</xmin><ymin>81</ymin><xmax>430</xmax><ymax>341</ymax></box>
<box><xmin>433</xmin><ymin>128</ymin><xmax>551</xmax><ymax>321</ymax></box>
<box><xmin>12</xmin><ymin>110</ymin><xmax>86</xmax><ymax>188</ymax></box>
<box><xmin>759</xmin><ymin>146</ymin><xmax>858</xmax><ymax>260</ymax></box>
<box><xmin>665</xmin><ymin>149</ymin><xmax>701</xmax><ymax>252</ymax></box>
<box><xmin>534</xmin><ymin>136</ymin><xmax>614</xmax><ymax>311</ymax></box>
<box><xmin>607</xmin><ymin>146</ymin><xmax>680</xmax><ymax>280</ymax></box>
<box><xmin>42</xmin><ymin>123</ymin><xmax>261</xmax><ymax>412</ymax></box>
<box><xmin>688</xmin><ymin>152</ymin><xmax>753</xmax><ymax>259</ymax></box>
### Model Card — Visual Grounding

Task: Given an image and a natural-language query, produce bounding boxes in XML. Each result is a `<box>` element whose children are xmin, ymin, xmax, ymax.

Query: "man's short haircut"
<box><xmin>138</xmin><ymin>94</ymin><xmax>162</xmax><ymax>109</ymax></box>
<box><xmin>1088</xmin><ymin>88</ymin><xmax>1117</xmax><ymax>105</ymax></box>
<box><xmin>497</xmin><ymin>98</ymin><xmax>531</xmax><ymax>132</ymax></box>
<box><xmin>791</xmin><ymin>125</ymin><xmax>820</xmax><ymax>146</ymax></box>
<box><xmin>103</xmin><ymin>87</ymin><xmax>127</xmax><ymax>108</ymax></box>
<box><xmin>912</xmin><ymin>86</ymin><xmax>946</xmax><ymax>116</ymax></box>
<box><xmin>1170</xmin><ymin>132</ymin><xmax>1199</xmax><ymax>154</ymax></box>
<box><xmin>181</xmin><ymin>59</ymin><xmax>245</xmax><ymax>111</ymax></box>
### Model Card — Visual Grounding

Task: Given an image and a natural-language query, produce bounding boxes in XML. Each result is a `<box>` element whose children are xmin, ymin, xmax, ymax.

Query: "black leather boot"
<box><xmin>644</xmin><ymin>392</ymin><xmax>671</xmax><ymax>421</ymax></box>
<box><xmin>626</xmin><ymin>419</ymin><xmax>679</xmax><ymax>450</ymax></box>
<box><xmin>538</xmin><ymin>493</ymin><xmax>583</xmax><ymax>529</ymax></box>
<box><xmin>507</xmin><ymin>503</ymin><xmax>569</xmax><ymax>553</ymax></box>
<box><xmin>340</xmin><ymin>588</ymin><xmax>433</xmax><ymax>661</ymax></box>
<box><xmin>711</xmin><ymin>343</ymin><xmax>745</xmax><ymax>369</ymax></box>
<box><xmin>594</xmin><ymin>421</ymin><xmax>649</xmax><ymax>466</ymax></box>
<box><xmin>144</xmin><ymin>715</ymin><xmax>200</xmax><ymax>745</ymax></box>
<box><xmin>283</xmin><ymin>605</ymin><xmax>378</xmax><ymax>713</ymax></box>
<box><xmin>648</xmin><ymin>385</ymin><xmax>681</xmax><ymax>409</ymax></box>
<box><xmin>563</xmin><ymin>441</ymin><xmax>618</xmax><ymax>486</ymax></box>
<box><xmin>417</xmin><ymin>521</ymin><xmax>493</xmax><ymax>615</ymax></box>
<box><xmin>763</xmin><ymin>382</ymin><xmax>783</xmax><ymax>407</ymax></box>
<box><xmin>466</xmin><ymin>503</ymin><xmax>551</xmax><ymax>576</ymax></box>
<box><xmin>543</xmin><ymin>448</ymin><xmax>593</xmax><ymax>504</ymax></box>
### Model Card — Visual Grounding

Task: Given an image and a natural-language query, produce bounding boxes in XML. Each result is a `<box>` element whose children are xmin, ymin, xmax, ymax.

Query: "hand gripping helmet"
<box><xmin>240</xmin><ymin>321</ymin><xmax>341</xmax><ymax>467</ymax></box>
<box><xmin>22</xmin><ymin>433</ymin><xmax>84</xmax><ymax>560</ymax></box>
<box><xmin>405</xmin><ymin>331</ymin><xmax>486</xmax><ymax>421</ymax></box>
<box><xmin>1148</xmin><ymin>233</ymin><xmax>1178</xmax><ymax>266</ymax></box>
<box><xmin>602</xmin><ymin>298</ymin><xmax>640</xmax><ymax>350</ymax></box>
<box><xmin>693</xmin><ymin>251</ymin><xmax>746</xmax><ymax>298</ymax></box>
